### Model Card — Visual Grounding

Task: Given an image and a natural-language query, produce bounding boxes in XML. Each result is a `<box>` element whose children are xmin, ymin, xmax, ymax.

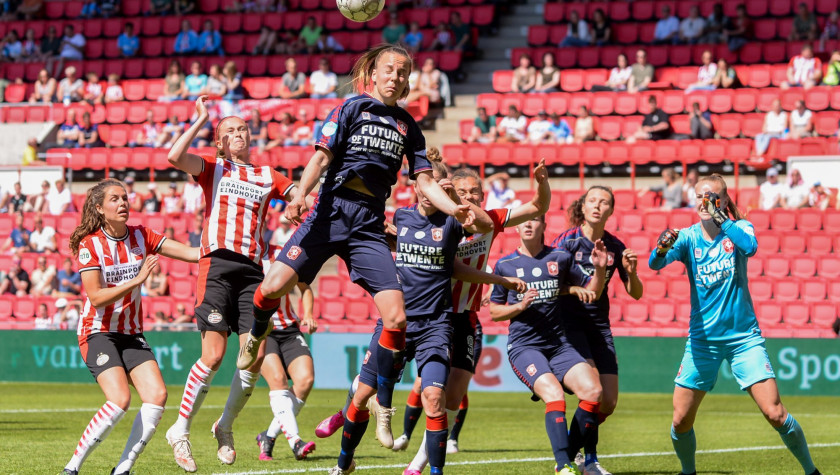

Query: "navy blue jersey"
<box><xmin>490</xmin><ymin>246</ymin><xmax>590</xmax><ymax>347</ymax></box>
<box><xmin>317</xmin><ymin>93</ymin><xmax>432</xmax><ymax>203</ymax></box>
<box><xmin>394</xmin><ymin>205</ymin><xmax>464</xmax><ymax>317</ymax></box>
<box><xmin>552</xmin><ymin>227</ymin><xmax>628</xmax><ymax>330</ymax></box>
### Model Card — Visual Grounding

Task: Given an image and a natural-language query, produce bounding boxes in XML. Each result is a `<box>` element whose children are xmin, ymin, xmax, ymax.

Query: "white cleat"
<box><xmin>367</xmin><ymin>397</ymin><xmax>396</xmax><ymax>448</ymax></box>
<box><xmin>165</xmin><ymin>426</ymin><xmax>197</xmax><ymax>473</ymax></box>
<box><xmin>328</xmin><ymin>459</ymin><xmax>356</xmax><ymax>474</ymax></box>
<box><xmin>211</xmin><ymin>419</ymin><xmax>236</xmax><ymax>465</ymax></box>
<box><xmin>446</xmin><ymin>438</ymin><xmax>459</xmax><ymax>454</ymax></box>
<box><xmin>392</xmin><ymin>434</ymin><xmax>410</xmax><ymax>451</ymax></box>
<box><xmin>574</xmin><ymin>452</ymin><xmax>585</xmax><ymax>473</ymax></box>
<box><xmin>583</xmin><ymin>461</ymin><xmax>613</xmax><ymax>475</ymax></box>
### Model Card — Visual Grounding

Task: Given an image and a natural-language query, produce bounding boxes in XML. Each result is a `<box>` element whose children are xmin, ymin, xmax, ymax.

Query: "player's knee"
<box><xmin>201</xmin><ymin>351</ymin><xmax>225</xmax><ymax>370</ymax></box>
<box><xmin>600</xmin><ymin>396</ymin><xmax>617</xmax><ymax>416</ymax></box>
<box><xmin>762</xmin><ymin>404</ymin><xmax>788</xmax><ymax>427</ymax></box>
<box><xmin>422</xmin><ymin>388</ymin><xmax>445</xmax><ymax>417</ymax></box>
<box><xmin>149</xmin><ymin>386</ymin><xmax>168</xmax><ymax>407</ymax></box>
<box><xmin>112</xmin><ymin>393</ymin><xmax>131</xmax><ymax>411</ymax></box>
<box><xmin>576</xmin><ymin>382</ymin><xmax>602</xmax><ymax>404</ymax></box>
<box><xmin>672</xmin><ymin>415</ymin><xmax>693</xmax><ymax>433</ymax></box>
<box><xmin>296</xmin><ymin>373</ymin><xmax>315</xmax><ymax>395</ymax></box>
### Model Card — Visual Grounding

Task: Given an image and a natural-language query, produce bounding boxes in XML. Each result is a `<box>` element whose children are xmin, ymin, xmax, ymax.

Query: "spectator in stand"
<box><xmin>117</xmin><ymin>22</ymin><xmax>140</xmax><ymax>57</ymax></box>
<box><xmin>382</xmin><ymin>12</ymin><xmax>406</xmax><ymax>45</ymax></box>
<box><xmin>187</xmin><ymin>214</ymin><xmax>203</xmax><ymax>247</ymax></box>
<box><xmin>689</xmin><ymin>102</ymin><xmax>714</xmax><ymax>139</ymax></box>
<box><xmin>143</xmin><ymin>264</ymin><xmax>169</xmax><ymax>297</ymax></box>
<box><xmin>189</xmin><ymin>114</ymin><xmax>213</xmax><ymax>148</ymax></box>
<box><xmin>99</xmin><ymin>0</ymin><xmax>119</xmax><ymax>17</ymax></box>
<box><xmin>182</xmin><ymin>175</ymin><xmax>204</xmax><ymax>214</ymax></box>
<box><xmin>309</xmin><ymin>58</ymin><xmax>338</xmax><ymax>99</ymax></box>
<box><xmin>79</xmin><ymin>0</ymin><xmax>99</xmax><ymax>18</ymax></box>
<box><xmin>404</xmin><ymin>21</ymin><xmax>423</xmax><ymax>54</ymax></box>
<box><xmin>808</xmin><ymin>182</ymin><xmax>832</xmax><ymax>210</ymax></box>
<box><xmin>58</xmin><ymin>24</ymin><xmax>85</xmax><ymax>61</ymax></box>
<box><xmin>561</xmin><ymin>10</ymin><xmax>590</xmax><ymax>47</ymax></box>
<box><xmin>590</xmin><ymin>8</ymin><xmax>611</xmax><ymax>46</ymax></box>
<box><xmin>52</xmin><ymin>298</ymin><xmax>80</xmax><ymax>330</ymax></box>
<box><xmin>534</xmin><ymin>52</ymin><xmax>560</xmax><ymax>93</ymax></box>
<box><xmin>123</xmin><ymin>176</ymin><xmax>143</xmax><ymax>212</ymax></box>
<box><xmin>7</xmin><ymin>182</ymin><xmax>26</xmax><ymax>214</ymax></box>
<box><xmin>54</xmin><ymin>257</ymin><xmax>81</xmax><ymax>297</ymax></box>
<box><xmin>679</xmin><ymin>6</ymin><xmax>706</xmax><ymax>45</ymax></box>
<box><xmin>298</xmin><ymin>16</ymin><xmax>322</xmax><ymax>54</ymax></box>
<box><xmin>790</xmin><ymin>2</ymin><xmax>818</xmax><ymax>41</ymax></box>
<box><xmin>175</xmin><ymin>0</ymin><xmax>196</xmax><ymax>15</ymax></box>
<box><xmin>34</xmin><ymin>303</ymin><xmax>52</xmax><ymax>329</ymax></box>
<box><xmin>429</xmin><ymin>22</ymin><xmax>453</xmax><ymax>51</ymax></box>
<box><xmin>173</xmin><ymin>20</ymin><xmax>198</xmax><ymax>54</ymax></box>
<box><xmin>148</xmin><ymin>0</ymin><xmax>174</xmax><ymax>15</ymax></box>
<box><xmin>24</xmin><ymin>181</ymin><xmax>49</xmax><ymax>213</ymax></box>
<box><xmin>45</xmin><ymin>181</ymin><xmax>71</xmax><ymax>216</ymax></box>
<box><xmin>205</xmin><ymin>64</ymin><xmax>227</xmax><ymax>97</ymax></box>
<box><xmin>685</xmin><ymin>50</ymin><xmax>718</xmax><ymax>93</ymax></box>
<box><xmin>712</xmin><ymin>58</ymin><xmax>741</xmax><ymax>88</ymax></box>
<box><xmin>133</xmin><ymin>110</ymin><xmax>162</xmax><ymax>147</ymax></box>
<box><xmin>628</xmin><ymin>49</ymin><xmax>654</xmax><ymax>92</ymax></box>
<box><xmin>172</xmin><ymin>303</ymin><xmax>194</xmax><ymax>329</ymax></box>
<box><xmin>1</xmin><ymin>212</ymin><xmax>29</xmax><ymax>253</ymax></box>
<box><xmin>823</xmin><ymin>50</ymin><xmax>840</xmax><ymax>85</ymax></box>
<box><xmin>56</xmin><ymin>66</ymin><xmax>84</xmax><ymax>104</ymax></box>
<box><xmin>0</xmin><ymin>257</ymin><xmax>29</xmax><ymax>296</ymax></box>
<box><xmin>253</xmin><ymin>26</ymin><xmax>279</xmax><ymax>55</ymax></box>
<box><xmin>527</xmin><ymin>110</ymin><xmax>553</xmax><ymax>144</ymax></box>
<box><xmin>449</xmin><ymin>11</ymin><xmax>471</xmax><ymax>52</ymax></box>
<box><xmin>56</xmin><ymin>109</ymin><xmax>81</xmax><ymax>147</ymax></box>
<box><xmin>82</xmin><ymin>72</ymin><xmax>104</xmax><ymax>105</ymax></box>
<box><xmin>161</xmin><ymin>60</ymin><xmax>186</xmax><ymax>101</ymax></box>
<box><xmin>574</xmin><ymin>105</ymin><xmax>596</xmax><ymax>143</ymax></box>
<box><xmin>497</xmin><ymin>104</ymin><xmax>527</xmax><ymax>143</ymax></box>
<box><xmin>317</xmin><ymin>30</ymin><xmax>344</xmax><ymax>53</ymax></box>
<box><xmin>29</xmin><ymin>255</ymin><xmax>56</xmax><ymax>297</ymax></box>
<box><xmin>197</xmin><ymin>19</ymin><xmax>223</xmax><ymax>55</ymax></box>
<box><xmin>758</xmin><ymin>167</ymin><xmax>785</xmax><ymax>211</ymax></box>
<box><xmin>150</xmin><ymin>311</ymin><xmax>169</xmax><ymax>331</ymax></box>
<box><xmin>249</xmin><ymin>109</ymin><xmax>269</xmax><ymax>152</ymax></box>
<box><xmin>484</xmin><ymin>172</ymin><xmax>520</xmax><ymax>209</ymax></box>
<box><xmin>288</xmin><ymin>109</ymin><xmax>314</xmax><ymax>147</ymax></box>
<box><xmin>468</xmin><ymin>107</ymin><xmax>497</xmax><ymax>143</ymax></box>
<box><xmin>819</xmin><ymin>11</ymin><xmax>839</xmax><ymax>52</ymax></box>
<box><xmin>406</xmin><ymin>57</ymin><xmax>442</xmax><ymax>105</ymax></box>
<box><xmin>20</xmin><ymin>28</ymin><xmax>37</xmax><ymax>61</ymax></box>
<box><xmin>159</xmin><ymin>115</ymin><xmax>186</xmax><ymax>149</ymax></box>
<box><xmin>723</xmin><ymin>5</ymin><xmax>751</xmax><ymax>51</ymax></box>
<box><xmin>784</xmin><ymin>168</ymin><xmax>811</xmax><ymax>209</ymax></box>
<box><xmin>647</xmin><ymin>167</ymin><xmax>683</xmax><ymax>209</ymax></box>
<box><xmin>104</xmin><ymin>73</ymin><xmax>124</xmax><ymax>103</ymax></box>
<box><xmin>184</xmin><ymin>61</ymin><xmax>207</xmax><ymax>101</ymax></box>
<box><xmin>1</xmin><ymin>30</ymin><xmax>23</xmax><ymax>61</ymax></box>
<box><xmin>269</xmin><ymin>216</ymin><xmax>295</xmax><ymax>248</ymax></box>
<box><xmin>29</xmin><ymin>212</ymin><xmax>58</xmax><ymax>251</ymax></box>
<box><xmin>143</xmin><ymin>182</ymin><xmax>161</xmax><ymax>213</ymax></box>
<box><xmin>653</xmin><ymin>5</ymin><xmax>680</xmax><ymax>44</ymax></box>
<box><xmin>682</xmin><ymin>168</ymin><xmax>700</xmax><ymax>208</ymax></box>
<box><xmin>788</xmin><ymin>99</ymin><xmax>814</xmax><ymax>138</ymax></box>
<box><xmin>511</xmin><ymin>54</ymin><xmax>536</xmax><ymax>93</ymax></box>
<box><xmin>754</xmin><ymin>99</ymin><xmax>788</xmax><ymax>156</ymax></box>
<box><xmin>278</xmin><ymin>57</ymin><xmax>306</xmax><ymax>99</ymax></box>
<box><xmin>22</xmin><ymin>138</ymin><xmax>39</xmax><ymax>166</ymax></box>
<box><xmin>162</xmin><ymin>181</ymin><xmax>183</xmax><ymax>214</ymax></box>
<box><xmin>28</xmin><ymin>69</ymin><xmax>56</xmax><ymax>103</ymax></box>
<box><xmin>39</xmin><ymin>25</ymin><xmax>61</xmax><ymax>64</ymax></box>
<box><xmin>591</xmin><ymin>53</ymin><xmax>631</xmax><ymax>91</ymax></box>
<box><xmin>266</xmin><ymin>112</ymin><xmax>295</xmax><ymax>150</ymax></box>
<box><xmin>78</xmin><ymin>111</ymin><xmax>103</xmax><ymax>148</ymax></box>
<box><xmin>547</xmin><ymin>112</ymin><xmax>573</xmax><ymax>144</ymax></box>
<box><xmin>627</xmin><ymin>95</ymin><xmax>671</xmax><ymax>143</ymax></box>
<box><xmin>782</xmin><ymin>44</ymin><xmax>823</xmax><ymax>90</ymax></box>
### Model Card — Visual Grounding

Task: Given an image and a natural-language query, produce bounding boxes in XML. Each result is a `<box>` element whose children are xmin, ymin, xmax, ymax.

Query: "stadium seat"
<box><xmin>790</xmin><ymin>257</ymin><xmax>817</xmax><ymax>279</ymax></box>
<box><xmin>780</xmin><ymin>233</ymin><xmax>806</xmax><ymax>254</ymax></box>
<box><xmin>319</xmin><ymin>300</ymin><xmax>346</xmax><ymax>322</ymax></box>
<box><xmin>801</xmin><ymin>280</ymin><xmax>827</xmax><ymax>302</ymax></box>
<box><xmin>811</xmin><ymin>302</ymin><xmax>838</xmax><ymax>328</ymax></box>
<box><xmin>622</xmin><ymin>301</ymin><xmax>649</xmax><ymax>324</ymax></box>
<box><xmin>13</xmin><ymin>296</ymin><xmax>36</xmax><ymax>319</ymax></box>
<box><xmin>764</xmin><ymin>256</ymin><xmax>790</xmax><ymax>279</ymax></box>
<box><xmin>817</xmin><ymin>257</ymin><xmax>840</xmax><ymax>279</ymax></box>
<box><xmin>756</xmin><ymin>302</ymin><xmax>783</xmax><ymax>326</ymax></box>
<box><xmin>773</xmin><ymin>280</ymin><xmax>800</xmax><ymax>302</ymax></box>
<box><xmin>649</xmin><ymin>300</ymin><xmax>675</xmax><ymax>325</ymax></box>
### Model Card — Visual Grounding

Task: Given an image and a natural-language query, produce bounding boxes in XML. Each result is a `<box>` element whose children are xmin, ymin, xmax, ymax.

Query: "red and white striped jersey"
<box><xmin>263</xmin><ymin>247</ymin><xmax>300</xmax><ymax>329</ymax></box>
<box><xmin>77</xmin><ymin>225</ymin><xmax>165</xmax><ymax>337</ymax></box>
<box><xmin>451</xmin><ymin>208</ymin><xmax>509</xmax><ymax>313</ymax></box>
<box><xmin>197</xmin><ymin>155</ymin><xmax>294</xmax><ymax>264</ymax></box>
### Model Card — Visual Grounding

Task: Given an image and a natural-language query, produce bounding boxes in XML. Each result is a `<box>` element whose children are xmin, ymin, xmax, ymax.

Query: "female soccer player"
<box><xmin>650</xmin><ymin>174</ymin><xmax>822</xmax><ymax>475</ymax></box>
<box><xmin>62</xmin><ymin>179</ymin><xmax>198</xmax><ymax>475</ymax></box>
<box><xmin>238</xmin><ymin>44</ymin><xmax>475</xmax><ymax>449</ymax></box>
<box><xmin>490</xmin><ymin>215</ymin><xmax>608</xmax><ymax>475</ymax></box>
<box><xmin>254</xmin><ymin>278</ymin><xmax>318</xmax><ymax>462</ymax></box>
<box><xmin>552</xmin><ymin>186</ymin><xmax>644</xmax><ymax>475</ymax></box>
<box><xmin>164</xmin><ymin>96</ymin><xmax>303</xmax><ymax>472</ymax></box>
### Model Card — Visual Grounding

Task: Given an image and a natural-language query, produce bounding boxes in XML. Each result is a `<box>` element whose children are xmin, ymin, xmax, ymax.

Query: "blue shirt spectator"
<box><xmin>174</xmin><ymin>20</ymin><xmax>198</xmax><ymax>54</ymax></box>
<box><xmin>117</xmin><ymin>22</ymin><xmax>140</xmax><ymax>57</ymax></box>
<box><xmin>197</xmin><ymin>20</ymin><xmax>223</xmax><ymax>55</ymax></box>
<box><xmin>547</xmin><ymin>114</ymin><xmax>572</xmax><ymax>142</ymax></box>
<box><xmin>56</xmin><ymin>262</ymin><xmax>82</xmax><ymax>295</ymax></box>
<box><xmin>184</xmin><ymin>61</ymin><xmax>207</xmax><ymax>99</ymax></box>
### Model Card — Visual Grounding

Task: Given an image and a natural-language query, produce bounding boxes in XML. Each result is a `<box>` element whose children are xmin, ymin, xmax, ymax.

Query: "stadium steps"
<box><xmin>425</xmin><ymin>96</ymin><xmax>480</xmax><ymax>146</ymax></box>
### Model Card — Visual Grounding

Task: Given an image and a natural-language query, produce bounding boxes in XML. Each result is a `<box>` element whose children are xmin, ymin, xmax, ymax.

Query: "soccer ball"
<box><xmin>337</xmin><ymin>0</ymin><xmax>385</xmax><ymax>22</ymax></box>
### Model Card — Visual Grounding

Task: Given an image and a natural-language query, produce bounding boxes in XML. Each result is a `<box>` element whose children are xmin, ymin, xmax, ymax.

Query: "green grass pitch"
<box><xmin>1</xmin><ymin>382</ymin><xmax>837</xmax><ymax>474</ymax></box>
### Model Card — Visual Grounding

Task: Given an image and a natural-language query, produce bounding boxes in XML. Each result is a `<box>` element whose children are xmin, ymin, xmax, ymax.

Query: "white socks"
<box><xmin>171</xmin><ymin>360</ymin><xmax>216</xmax><ymax>437</ymax></box>
<box><xmin>114</xmin><ymin>403</ymin><xmax>164</xmax><ymax>473</ymax></box>
<box><xmin>268</xmin><ymin>389</ymin><xmax>303</xmax><ymax>447</ymax></box>
<box><xmin>407</xmin><ymin>408</ymin><xmax>458</xmax><ymax>471</ymax></box>
<box><xmin>217</xmin><ymin>369</ymin><xmax>259</xmax><ymax>431</ymax></box>
<box><xmin>65</xmin><ymin>401</ymin><xmax>126</xmax><ymax>471</ymax></box>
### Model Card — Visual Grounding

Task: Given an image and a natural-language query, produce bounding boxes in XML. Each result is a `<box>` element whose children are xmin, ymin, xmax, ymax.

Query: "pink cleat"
<box><xmin>293</xmin><ymin>440</ymin><xmax>316</xmax><ymax>460</ymax></box>
<box><xmin>315</xmin><ymin>410</ymin><xmax>345</xmax><ymax>438</ymax></box>
<box><xmin>403</xmin><ymin>469</ymin><xmax>422</xmax><ymax>475</ymax></box>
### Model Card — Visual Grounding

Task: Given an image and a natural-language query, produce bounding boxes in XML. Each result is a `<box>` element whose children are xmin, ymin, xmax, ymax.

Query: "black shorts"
<box><xmin>265</xmin><ymin>325</ymin><xmax>312</xmax><ymax>370</ymax></box>
<box><xmin>79</xmin><ymin>332</ymin><xmax>156</xmax><ymax>380</ymax></box>
<box><xmin>565</xmin><ymin>328</ymin><xmax>618</xmax><ymax>375</ymax></box>
<box><xmin>194</xmin><ymin>249</ymin><xmax>264</xmax><ymax>335</ymax></box>
<box><xmin>451</xmin><ymin>311</ymin><xmax>479</xmax><ymax>373</ymax></box>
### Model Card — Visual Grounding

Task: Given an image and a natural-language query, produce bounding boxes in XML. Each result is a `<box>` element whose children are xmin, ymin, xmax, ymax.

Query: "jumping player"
<box><xmin>490</xmin><ymin>215</ymin><xmax>607</xmax><ymax>475</ymax></box>
<box><xmin>552</xmin><ymin>186</ymin><xmax>644</xmax><ymax>475</ymax></box>
<box><xmin>237</xmin><ymin>44</ymin><xmax>475</xmax><ymax>450</ymax></box>
<box><xmin>63</xmin><ymin>179</ymin><xmax>198</xmax><ymax>475</ymax></box>
<box><xmin>650</xmin><ymin>174</ymin><xmax>822</xmax><ymax>475</ymax></box>
<box><xmin>164</xmin><ymin>96</ymin><xmax>303</xmax><ymax>472</ymax></box>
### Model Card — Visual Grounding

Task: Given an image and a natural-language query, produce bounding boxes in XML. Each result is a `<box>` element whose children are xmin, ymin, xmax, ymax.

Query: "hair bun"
<box><xmin>427</xmin><ymin>147</ymin><xmax>442</xmax><ymax>163</ymax></box>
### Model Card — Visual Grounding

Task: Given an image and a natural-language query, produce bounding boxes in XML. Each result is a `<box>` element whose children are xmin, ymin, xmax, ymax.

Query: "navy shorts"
<box><xmin>508</xmin><ymin>340</ymin><xmax>586</xmax><ymax>391</ymax></box>
<box><xmin>195</xmin><ymin>249</ymin><xmax>264</xmax><ymax>335</ymax></box>
<box><xmin>360</xmin><ymin>315</ymin><xmax>453</xmax><ymax>392</ymax></box>
<box><xmin>277</xmin><ymin>187</ymin><xmax>401</xmax><ymax>294</ymax></box>
<box><xmin>79</xmin><ymin>332</ymin><xmax>156</xmax><ymax>380</ymax></box>
<box><xmin>265</xmin><ymin>324</ymin><xmax>312</xmax><ymax>371</ymax></box>
<box><xmin>565</xmin><ymin>328</ymin><xmax>618</xmax><ymax>375</ymax></box>
<box><xmin>451</xmin><ymin>311</ymin><xmax>479</xmax><ymax>373</ymax></box>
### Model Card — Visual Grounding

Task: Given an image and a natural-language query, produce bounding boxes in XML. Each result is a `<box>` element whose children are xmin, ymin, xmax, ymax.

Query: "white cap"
<box><xmin>55</xmin><ymin>298</ymin><xmax>68</xmax><ymax>308</ymax></box>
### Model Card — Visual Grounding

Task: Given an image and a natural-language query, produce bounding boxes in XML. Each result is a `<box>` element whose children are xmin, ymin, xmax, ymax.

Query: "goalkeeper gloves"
<box><xmin>656</xmin><ymin>229</ymin><xmax>679</xmax><ymax>256</ymax></box>
<box><xmin>702</xmin><ymin>191</ymin><xmax>728</xmax><ymax>227</ymax></box>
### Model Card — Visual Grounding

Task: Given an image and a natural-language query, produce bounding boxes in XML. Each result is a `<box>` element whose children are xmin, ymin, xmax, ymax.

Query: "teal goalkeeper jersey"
<box><xmin>649</xmin><ymin>219</ymin><xmax>761</xmax><ymax>343</ymax></box>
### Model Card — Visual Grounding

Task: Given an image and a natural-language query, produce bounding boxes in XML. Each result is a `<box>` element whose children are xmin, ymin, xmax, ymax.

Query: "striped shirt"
<box><xmin>77</xmin><ymin>226</ymin><xmax>165</xmax><ymax>337</ymax></box>
<box><xmin>451</xmin><ymin>208</ymin><xmax>509</xmax><ymax>313</ymax></box>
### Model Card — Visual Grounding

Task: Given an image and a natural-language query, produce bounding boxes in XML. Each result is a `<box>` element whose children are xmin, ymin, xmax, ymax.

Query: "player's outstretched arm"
<box><xmin>415</xmin><ymin>171</ymin><xmax>493</xmax><ymax>233</ymax></box>
<box><xmin>168</xmin><ymin>95</ymin><xmax>209</xmax><ymax>176</ymax></box>
<box><xmin>158</xmin><ymin>238</ymin><xmax>201</xmax><ymax>263</ymax></box>
<box><xmin>585</xmin><ymin>239</ymin><xmax>608</xmax><ymax>299</ymax></box>
<box><xmin>285</xmin><ymin>148</ymin><xmax>333</xmax><ymax>225</ymax></box>
<box><xmin>507</xmin><ymin>158</ymin><xmax>551</xmax><ymax>227</ymax></box>
<box><xmin>489</xmin><ymin>288</ymin><xmax>537</xmax><ymax>322</ymax></box>
<box><xmin>82</xmin><ymin>255</ymin><xmax>160</xmax><ymax>308</ymax></box>
<box><xmin>453</xmin><ymin>260</ymin><xmax>527</xmax><ymax>292</ymax></box>
<box><xmin>649</xmin><ymin>228</ymin><xmax>680</xmax><ymax>270</ymax></box>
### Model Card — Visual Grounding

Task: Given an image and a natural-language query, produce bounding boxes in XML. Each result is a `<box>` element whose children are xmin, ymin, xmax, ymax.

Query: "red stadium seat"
<box><xmin>764</xmin><ymin>256</ymin><xmax>790</xmax><ymax>279</ymax></box>
<box><xmin>543</xmin><ymin>2</ymin><xmax>564</xmax><ymax>23</ymax></box>
<box><xmin>811</xmin><ymin>302</ymin><xmax>838</xmax><ymax>328</ymax></box>
<box><xmin>667</xmin><ymin>279</ymin><xmax>690</xmax><ymax>300</ymax></box>
<box><xmin>791</xmin><ymin>257</ymin><xmax>817</xmax><ymax>279</ymax></box>
<box><xmin>808</xmin><ymin>235</ymin><xmax>833</xmax><ymax>256</ymax></box>
<box><xmin>13</xmin><ymin>296</ymin><xmax>36</xmax><ymax>320</ymax></box>
<box><xmin>780</xmin><ymin>233</ymin><xmax>806</xmax><ymax>254</ymax></box>
<box><xmin>754</xmin><ymin>19</ymin><xmax>777</xmax><ymax>40</ymax></box>
<box><xmin>824</xmin><ymin>210</ymin><xmax>840</xmax><ymax>233</ymax></box>
<box><xmin>708</xmin><ymin>90</ymin><xmax>733</xmax><ymax>114</ymax></box>
<box><xmin>644</xmin><ymin>277</ymin><xmax>667</xmax><ymax>299</ymax></box>
<box><xmin>732</xmin><ymin>89</ymin><xmax>758</xmax><ymax>113</ymax></box>
<box><xmin>318</xmin><ymin>276</ymin><xmax>342</xmax><ymax>299</ymax></box>
<box><xmin>560</xmin><ymin>70</ymin><xmax>585</xmax><ymax>92</ymax></box>
<box><xmin>818</xmin><ymin>257</ymin><xmax>840</xmax><ymax>278</ymax></box>
<box><xmin>749</xmin><ymin>278</ymin><xmax>774</xmax><ymax>301</ymax></box>
<box><xmin>773</xmin><ymin>280</ymin><xmax>800</xmax><ymax>302</ymax></box>
<box><xmin>649</xmin><ymin>300</ymin><xmax>676</xmax><ymax>325</ymax></box>
<box><xmin>748</xmin><ymin>255</ymin><xmax>764</xmax><ymax>278</ymax></box>
<box><xmin>756</xmin><ymin>302</ymin><xmax>783</xmax><ymax>326</ymax></box>
<box><xmin>801</xmin><ymin>280</ymin><xmax>827</xmax><ymax>302</ymax></box>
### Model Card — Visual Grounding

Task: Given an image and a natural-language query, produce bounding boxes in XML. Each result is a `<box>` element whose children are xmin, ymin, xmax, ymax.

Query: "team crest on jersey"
<box><xmin>363</xmin><ymin>350</ymin><xmax>371</xmax><ymax>364</ymax></box>
<box><xmin>286</xmin><ymin>245</ymin><xmax>302</xmax><ymax>260</ymax></box>
<box><xmin>78</xmin><ymin>248</ymin><xmax>92</xmax><ymax>265</ymax></box>
<box><xmin>606</xmin><ymin>252</ymin><xmax>615</xmax><ymax>266</ymax></box>
<box><xmin>322</xmin><ymin>121</ymin><xmax>338</xmax><ymax>137</ymax></box>
<box><xmin>722</xmin><ymin>238</ymin><xmax>734</xmax><ymax>253</ymax></box>
<box><xmin>362</xmin><ymin>111</ymin><xmax>371</xmax><ymax>120</ymax></box>
<box><xmin>137</xmin><ymin>337</ymin><xmax>150</xmax><ymax>349</ymax></box>
<box><xmin>431</xmin><ymin>228</ymin><xmax>443</xmax><ymax>241</ymax></box>
<box><xmin>694</xmin><ymin>248</ymin><xmax>703</xmax><ymax>259</ymax></box>
<box><xmin>526</xmin><ymin>364</ymin><xmax>537</xmax><ymax>376</ymax></box>
<box><xmin>96</xmin><ymin>353</ymin><xmax>110</xmax><ymax>366</ymax></box>
<box><xmin>208</xmin><ymin>309</ymin><xmax>223</xmax><ymax>324</ymax></box>
<box><xmin>547</xmin><ymin>261</ymin><xmax>559</xmax><ymax>276</ymax></box>
<box><xmin>397</xmin><ymin>120</ymin><xmax>408</xmax><ymax>136</ymax></box>
<box><xmin>575</xmin><ymin>251</ymin><xmax>583</xmax><ymax>261</ymax></box>
<box><xmin>131</xmin><ymin>247</ymin><xmax>143</xmax><ymax>256</ymax></box>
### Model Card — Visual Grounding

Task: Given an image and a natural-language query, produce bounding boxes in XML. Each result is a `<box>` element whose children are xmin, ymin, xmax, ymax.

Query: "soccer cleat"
<box><xmin>165</xmin><ymin>426</ymin><xmax>197</xmax><ymax>472</ymax></box>
<box><xmin>392</xmin><ymin>434</ymin><xmax>410</xmax><ymax>451</ymax></box>
<box><xmin>584</xmin><ymin>461</ymin><xmax>612</xmax><ymax>475</ymax></box>
<box><xmin>211</xmin><ymin>419</ymin><xmax>236</xmax><ymax>465</ymax></box>
<box><xmin>315</xmin><ymin>410</ymin><xmax>345</xmax><ymax>438</ymax></box>
<box><xmin>446</xmin><ymin>438</ymin><xmax>459</xmax><ymax>454</ymax></box>
<box><xmin>109</xmin><ymin>469</ymin><xmax>129</xmax><ymax>475</ymax></box>
<box><xmin>236</xmin><ymin>322</ymin><xmax>273</xmax><ymax>370</ymax></box>
<box><xmin>403</xmin><ymin>469</ymin><xmax>422</xmax><ymax>475</ymax></box>
<box><xmin>61</xmin><ymin>470</ymin><xmax>78</xmax><ymax>475</ymax></box>
<box><xmin>574</xmin><ymin>452</ymin><xmax>585</xmax><ymax>472</ymax></box>
<box><xmin>328</xmin><ymin>459</ymin><xmax>356</xmax><ymax>474</ymax></box>
<box><xmin>367</xmin><ymin>397</ymin><xmax>396</xmax><ymax>448</ymax></box>
<box><xmin>292</xmin><ymin>439</ymin><xmax>316</xmax><ymax>460</ymax></box>
<box><xmin>255</xmin><ymin>431</ymin><xmax>276</xmax><ymax>461</ymax></box>
<box><xmin>557</xmin><ymin>463</ymin><xmax>582</xmax><ymax>475</ymax></box>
